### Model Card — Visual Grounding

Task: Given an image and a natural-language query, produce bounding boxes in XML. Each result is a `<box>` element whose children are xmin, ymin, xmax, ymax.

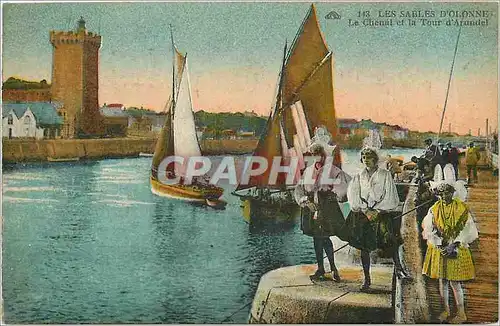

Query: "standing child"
<box><xmin>341</xmin><ymin>147</ymin><xmax>409</xmax><ymax>291</ymax></box>
<box><xmin>294</xmin><ymin>143</ymin><xmax>351</xmax><ymax>281</ymax></box>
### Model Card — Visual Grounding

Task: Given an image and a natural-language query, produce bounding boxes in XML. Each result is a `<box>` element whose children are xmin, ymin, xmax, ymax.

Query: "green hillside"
<box><xmin>194</xmin><ymin>110</ymin><xmax>267</xmax><ymax>137</ymax></box>
<box><xmin>3</xmin><ymin>77</ymin><xmax>50</xmax><ymax>90</ymax></box>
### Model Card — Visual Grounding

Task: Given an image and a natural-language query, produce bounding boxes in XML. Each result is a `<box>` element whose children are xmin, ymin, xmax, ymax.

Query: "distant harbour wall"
<box><xmin>1</xmin><ymin>138</ymin><xmax>258</xmax><ymax>163</ymax></box>
<box><xmin>2</xmin><ymin>138</ymin><xmax>156</xmax><ymax>163</ymax></box>
<box><xmin>2</xmin><ymin>137</ymin><xmax>422</xmax><ymax>163</ymax></box>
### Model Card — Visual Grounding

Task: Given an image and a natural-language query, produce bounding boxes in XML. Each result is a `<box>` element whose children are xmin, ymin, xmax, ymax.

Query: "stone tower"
<box><xmin>50</xmin><ymin>17</ymin><xmax>103</xmax><ymax>138</ymax></box>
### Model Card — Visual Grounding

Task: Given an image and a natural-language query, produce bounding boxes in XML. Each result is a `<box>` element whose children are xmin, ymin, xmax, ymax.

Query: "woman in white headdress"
<box><xmin>430</xmin><ymin>162</ymin><xmax>468</xmax><ymax>202</ymax></box>
<box><xmin>294</xmin><ymin>139</ymin><xmax>351</xmax><ymax>281</ymax></box>
<box><xmin>339</xmin><ymin>147</ymin><xmax>408</xmax><ymax>291</ymax></box>
<box><xmin>421</xmin><ymin>181</ymin><xmax>478</xmax><ymax>323</ymax></box>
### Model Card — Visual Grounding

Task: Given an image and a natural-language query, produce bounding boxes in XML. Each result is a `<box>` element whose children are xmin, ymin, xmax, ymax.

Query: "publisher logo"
<box><xmin>325</xmin><ymin>11</ymin><xmax>341</xmax><ymax>20</ymax></box>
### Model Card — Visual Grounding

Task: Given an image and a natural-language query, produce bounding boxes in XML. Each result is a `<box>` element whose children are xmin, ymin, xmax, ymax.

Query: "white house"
<box><xmin>3</xmin><ymin>102</ymin><xmax>63</xmax><ymax>139</ymax></box>
<box><xmin>391</xmin><ymin>125</ymin><xmax>409</xmax><ymax>140</ymax></box>
<box><xmin>150</xmin><ymin>114</ymin><xmax>167</xmax><ymax>133</ymax></box>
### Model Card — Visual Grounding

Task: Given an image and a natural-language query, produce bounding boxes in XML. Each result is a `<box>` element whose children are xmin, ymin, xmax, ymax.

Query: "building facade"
<box><xmin>2</xmin><ymin>102</ymin><xmax>63</xmax><ymax>139</ymax></box>
<box><xmin>50</xmin><ymin>17</ymin><xmax>103</xmax><ymax>138</ymax></box>
<box><xmin>3</xmin><ymin>88</ymin><xmax>52</xmax><ymax>102</ymax></box>
<box><xmin>338</xmin><ymin>118</ymin><xmax>359</xmax><ymax>138</ymax></box>
<box><xmin>100</xmin><ymin>105</ymin><xmax>129</xmax><ymax>137</ymax></box>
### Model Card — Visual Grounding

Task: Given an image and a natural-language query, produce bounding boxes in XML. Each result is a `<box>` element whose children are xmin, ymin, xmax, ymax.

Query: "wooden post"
<box><xmin>486</xmin><ymin>119</ymin><xmax>490</xmax><ymax>150</ymax></box>
<box><xmin>396</xmin><ymin>186</ymin><xmax>430</xmax><ymax>323</ymax></box>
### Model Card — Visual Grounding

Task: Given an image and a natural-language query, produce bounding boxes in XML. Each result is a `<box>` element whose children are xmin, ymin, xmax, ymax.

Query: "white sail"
<box><xmin>294</xmin><ymin>101</ymin><xmax>312</xmax><ymax>148</ymax></box>
<box><xmin>293</xmin><ymin>134</ymin><xmax>305</xmax><ymax>164</ymax></box>
<box><xmin>291</xmin><ymin>103</ymin><xmax>306</xmax><ymax>151</ymax></box>
<box><xmin>279</xmin><ymin>122</ymin><xmax>289</xmax><ymax>157</ymax></box>
<box><xmin>173</xmin><ymin>59</ymin><xmax>202</xmax><ymax>175</ymax></box>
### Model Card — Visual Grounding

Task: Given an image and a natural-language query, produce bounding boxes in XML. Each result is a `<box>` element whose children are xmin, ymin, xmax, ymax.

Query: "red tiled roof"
<box><xmin>392</xmin><ymin>125</ymin><xmax>407</xmax><ymax>131</ymax></box>
<box><xmin>107</xmin><ymin>103</ymin><xmax>124</xmax><ymax>108</ymax></box>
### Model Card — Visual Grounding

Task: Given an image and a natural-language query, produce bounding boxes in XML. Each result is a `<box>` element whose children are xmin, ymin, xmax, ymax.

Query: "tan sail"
<box><xmin>237</xmin><ymin>113</ymin><xmax>286</xmax><ymax>191</ymax></box>
<box><xmin>295</xmin><ymin>54</ymin><xmax>337</xmax><ymax>139</ymax></box>
<box><xmin>283</xmin><ymin>4</ymin><xmax>329</xmax><ymax>105</ymax></box>
<box><xmin>151</xmin><ymin>108</ymin><xmax>174</xmax><ymax>179</ymax></box>
<box><xmin>281</xmin><ymin>4</ymin><xmax>338</xmax><ymax>155</ymax></box>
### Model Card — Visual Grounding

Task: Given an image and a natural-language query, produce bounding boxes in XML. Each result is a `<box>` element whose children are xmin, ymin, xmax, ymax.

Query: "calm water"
<box><xmin>3</xmin><ymin>149</ymin><xmax>421</xmax><ymax>324</ymax></box>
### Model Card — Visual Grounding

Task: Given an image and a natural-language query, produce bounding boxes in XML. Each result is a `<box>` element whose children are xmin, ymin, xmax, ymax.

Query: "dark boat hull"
<box><xmin>241</xmin><ymin>196</ymin><xmax>300</xmax><ymax>226</ymax></box>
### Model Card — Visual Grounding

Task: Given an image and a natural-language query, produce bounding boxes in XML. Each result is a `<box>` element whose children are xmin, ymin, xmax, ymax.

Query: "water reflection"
<box><xmin>248</xmin><ymin>219</ymin><xmax>297</xmax><ymax>234</ymax></box>
<box><xmin>150</xmin><ymin>198</ymin><xmax>228</xmax><ymax>323</ymax></box>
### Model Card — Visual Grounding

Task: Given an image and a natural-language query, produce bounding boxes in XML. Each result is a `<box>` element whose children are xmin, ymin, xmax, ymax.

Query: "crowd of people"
<box><xmin>423</xmin><ymin>138</ymin><xmax>481</xmax><ymax>185</ymax></box>
<box><xmin>293</xmin><ymin>131</ymin><xmax>479</xmax><ymax>324</ymax></box>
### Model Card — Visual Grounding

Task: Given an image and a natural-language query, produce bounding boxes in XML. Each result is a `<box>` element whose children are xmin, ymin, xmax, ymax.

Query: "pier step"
<box><xmin>249</xmin><ymin>264</ymin><xmax>393</xmax><ymax>324</ymax></box>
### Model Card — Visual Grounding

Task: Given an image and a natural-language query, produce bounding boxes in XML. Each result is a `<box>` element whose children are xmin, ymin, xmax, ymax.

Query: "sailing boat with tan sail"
<box><xmin>150</xmin><ymin>31</ymin><xmax>224</xmax><ymax>207</ymax></box>
<box><xmin>232</xmin><ymin>4</ymin><xmax>342</xmax><ymax>224</ymax></box>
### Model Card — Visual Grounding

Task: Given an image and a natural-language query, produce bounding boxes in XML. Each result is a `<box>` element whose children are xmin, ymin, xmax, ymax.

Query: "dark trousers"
<box><xmin>313</xmin><ymin>236</ymin><xmax>336</xmax><ymax>273</ymax></box>
<box><xmin>466</xmin><ymin>165</ymin><xmax>478</xmax><ymax>183</ymax></box>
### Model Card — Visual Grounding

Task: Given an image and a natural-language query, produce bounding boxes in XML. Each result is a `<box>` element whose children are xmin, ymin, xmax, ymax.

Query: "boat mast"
<box><xmin>275</xmin><ymin>40</ymin><xmax>288</xmax><ymax>116</ymax></box>
<box><xmin>262</xmin><ymin>40</ymin><xmax>288</xmax><ymax>194</ymax></box>
<box><xmin>170</xmin><ymin>24</ymin><xmax>176</xmax><ymax>116</ymax></box>
<box><xmin>169</xmin><ymin>25</ymin><xmax>176</xmax><ymax>174</ymax></box>
<box><xmin>436</xmin><ymin>26</ymin><xmax>462</xmax><ymax>144</ymax></box>
<box><xmin>233</xmin><ymin>41</ymin><xmax>289</xmax><ymax>196</ymax></box>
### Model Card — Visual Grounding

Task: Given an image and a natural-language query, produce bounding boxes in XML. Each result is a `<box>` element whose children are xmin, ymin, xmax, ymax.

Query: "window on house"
<box><xmin>24</xmin><ymin>116</ymin><xmax>31</xmax><ymax>125</ymax></box>
<box><xmin>7</xmin><ymin>116</ymin><xmax>13</xmax><ymax>125</ymax></box>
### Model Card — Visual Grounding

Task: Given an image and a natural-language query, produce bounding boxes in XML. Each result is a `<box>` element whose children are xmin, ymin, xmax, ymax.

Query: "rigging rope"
<box><xmin>324</xmin><ymin>198</ymin><xmax>435</xmax><ymax>258</ymax></box>
<box><xmin>219</xmin><ymin>301</ymin><xmax>253</xmax><ymax>323</ymax></box>
<box><xmin>435</xmin><ymin>26</ymin><xmax>462</xmax><ymax>147</ymax></box>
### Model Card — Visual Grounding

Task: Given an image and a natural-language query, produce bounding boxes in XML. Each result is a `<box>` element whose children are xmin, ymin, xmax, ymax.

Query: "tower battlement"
<box><xmin>50</xmin><ymin>30</ymin><xmax>101</xmax><ymax>47</ymax></box>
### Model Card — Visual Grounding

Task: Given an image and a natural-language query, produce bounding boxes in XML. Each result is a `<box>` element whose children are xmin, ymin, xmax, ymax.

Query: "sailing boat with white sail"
<box><xmin>232</xmin><ymin>4</ymin><xmax>342</xmax><ymax>224</ymax></box>
<box><xmin>150</xmin><ymin>31</ymin><xmax>224</xmax><ymax>206</ymax></box>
